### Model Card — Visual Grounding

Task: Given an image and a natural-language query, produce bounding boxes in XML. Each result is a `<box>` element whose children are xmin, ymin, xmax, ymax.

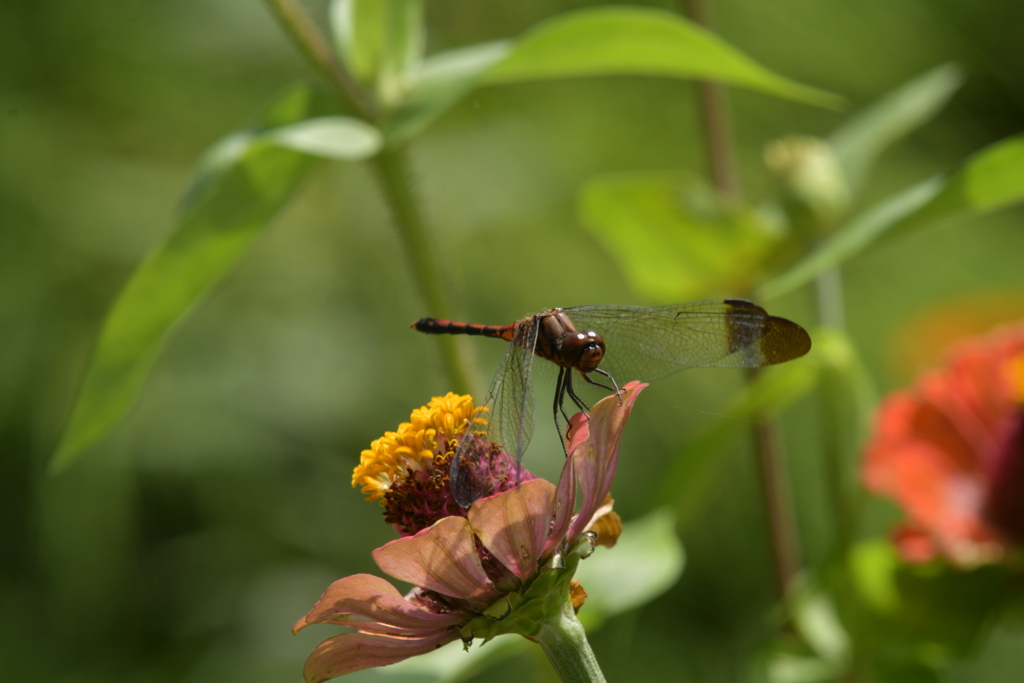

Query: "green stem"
<box><xmin>686</xmin><ymin>0</ymin><xmax>801</xmax><ymax>597</ymax></box>
<box><xmin>537</xmin><ymin>599</ymin><xmax>607</xmax><ymax>683</ymax></box>
<box><xmin>815</xmin><ymin>267</ymin><xmax>846</xmax><ymax>331</ymax></box>
<box><xmin>262</xmin><ymin>0</ymin><xmax>475</xmax><ymax>395</ymax></box>
<box><xmin>372</xmin><ymin>148</ymin><xmax>474</xmax><ymax>394</ymax></box>
<box><xmin>816</xmin><ymin>267</ymin><xmax>854</xmax><ymax>558</ymax></box>
<box><xmin>262</xmin><ymin>0</ymin><xmax>377</xmax><ymax>119</ymax></box>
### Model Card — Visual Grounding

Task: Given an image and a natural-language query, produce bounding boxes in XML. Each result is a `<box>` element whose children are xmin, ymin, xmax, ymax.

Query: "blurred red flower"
<box><xmin>864</xmin><ymin>324</ymin><xmax>1024</xmax><ymax>566</ymax></box>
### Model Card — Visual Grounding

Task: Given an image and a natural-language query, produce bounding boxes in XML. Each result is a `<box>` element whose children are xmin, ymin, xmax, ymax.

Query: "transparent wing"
<box><xmin>565</xmin><ymin>299</ymin><xmax>811</xmax><ymax>384</ymax></box>
<box><xmin>450</xmin><ymin>318</ymin><xmax>538</xmax><ymax>506</ymax></box>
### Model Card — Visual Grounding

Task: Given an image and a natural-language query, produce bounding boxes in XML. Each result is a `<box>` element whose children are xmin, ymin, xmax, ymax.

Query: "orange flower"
<box><xmin>863</xmin><ymin>324</ymin><xmax>1024</xmax><ymax>566</ymax></box>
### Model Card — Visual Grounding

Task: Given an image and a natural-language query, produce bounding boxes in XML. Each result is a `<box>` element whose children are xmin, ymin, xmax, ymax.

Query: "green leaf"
<box><xmin>268</xmin><ymin>115</ymin><xmax>382</xmax><ymax>159</ymax></box>
<box><xmin>330</xmin><ymin>0</ymin><xmax>424</xmax><ymax>106</ymax></box>
<box><xmin>830</xmin><ymin>63</ymin><xmax>963</xmax><ymax>193</ymax></box>
<box><xmin>484</xmin><ymin>6</ymin><xmax>843</xmax><ymax>109</ymax></box>
<box><xmin>52</xmin><ymin>85</ymin><xmax>330</xmax><ymax>472</ymax></box>
<box><xmin>413</xmin><ymin>41</ymin><xmax>512</xmax><ymax>96</ymax></box>
<box><xmin>383</xmin><ymin>632</ymin><xmax>521</xmax><ymax>683</ymax></box>
<box><xmin>849</xmin><ymin>541</ymin><xmax>1010</xmax><ymax>660</ymax></box>
<box><xmin>572</xmin><ymin>508</ymin><xmax>685</xmax><ymax>623</ymax></box>
<box><xmin>383</xmin><ymin>6</ymin><xmax>842</xmax><ymax>144</ymax></box>
<box><xmin>330</xmin><ymin>0</ymin><xmax>380</xmax><ymax>83</ymax></box>
<box><xmin>849</xmin><ymin>540</ymin><xmax>902</xmax><ymax>614</ymax></box>
<box><xmin>758</xmin><ymin>133</ymin><xmax>1024</xmax><ymax>299</ymax></box>
<box><xmin>871</xmin><ymin>661</ymin><xmax>943</xmax><ymax>683</ymax></box>
<box><xmin>790</xmin><ymin>585</ymin><xmax>851</xmax><ymax>665</ymax></box>
<box><xmin>898</xmin><ymin>132</ymin><xmax>1024</xmax><ymax>229</ymax></box>
<box><xmin>578</xmin><ymin>171</ymin><xmax>782</xmax><ymax>301</ymax></box>
<box><xmin>658</xmin><ymin>359</ymin><xmax>820</xmax><ymax>523</ymax></box>
<box><xmin>762</xmin><ymin>578</ymin><xmax>850</xmax><ymax>683</ymax></box>
<box><xmin>757</xmin><ymin>178</ymin><xmax>943</xmax><ymax>299</ymax></box>
<box><xmin>764</xmin><ymin>652</ymin><xmax>839</xmax><ymax>683</ymax></box>
<box><xmin>383</xmin><ymin>40</ymin><xmax>511</xmax><ymax>145</ymax></box>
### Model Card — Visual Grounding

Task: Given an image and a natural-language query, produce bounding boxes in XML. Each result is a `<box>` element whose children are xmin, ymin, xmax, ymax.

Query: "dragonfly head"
<box><xmin>563</xmin><ymin>330</ymin><xmax>605</xmax><ymax>373</ymax></box>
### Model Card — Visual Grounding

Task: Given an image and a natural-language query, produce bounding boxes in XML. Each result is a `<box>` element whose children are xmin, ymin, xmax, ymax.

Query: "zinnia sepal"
<box><xmin>460</xmin><ymin>552</ymin><xmax>585</xmax><ymax>646</ymax></box>
<box><xmin>461</xmin><ymin>552</ymin><xmax>607</xmax><ymax>683</ymax></box>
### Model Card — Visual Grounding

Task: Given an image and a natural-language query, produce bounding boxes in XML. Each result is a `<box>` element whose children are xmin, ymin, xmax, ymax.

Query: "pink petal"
<box><xmin>469</xmin><ymin>479</ymin><xmax>557</xmax><ymax>580</ymax></box>
<box><xmin>544</xmin><ymin>438</ymin><xmax>578</xmax><ymax>558</ymax></box>
<box><xmin>293</xmin><ymin>573</ymin><xmax>463</xmax><ymax>636</ymax></box>
<box><xmin>566</xmin><ymin>409</ymin><xmax>591</xmax><ymax>453</ymax></box>
<box><xmin>567</xmin><ymin>381</ymin><xmax>646</xmax><ymax>541</ymax></box>
<box><xmin>302</xmin><ymin>629</ymin><xmax>458</xmax><ymax>683</ymax></box>
<box><xmin>372</xmin><ymin>516</ymin><xmax>498</xmax><ymax>604</ymax></box>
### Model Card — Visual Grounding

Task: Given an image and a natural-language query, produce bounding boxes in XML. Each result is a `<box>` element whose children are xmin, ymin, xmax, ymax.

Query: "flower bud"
<box><xmin>764</xmin><ymin>135</ymin><xmax>851</xmax><ymax>237</ymax></box>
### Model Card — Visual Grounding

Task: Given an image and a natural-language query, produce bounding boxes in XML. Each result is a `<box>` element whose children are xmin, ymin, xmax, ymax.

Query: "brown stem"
<box><xmin>686</xmin><ymin>0</ymin><xmax>740</xmax><ymax>200</ymax></box>
<box><xmin>686</xmin><ymin>0</ymin><xmax>801</xmax><ymax>597</ymax></box>
<box><xmin>748</xmin><ymin>387</ymin><xmax>802</xmax><ymax>598</ymax></box>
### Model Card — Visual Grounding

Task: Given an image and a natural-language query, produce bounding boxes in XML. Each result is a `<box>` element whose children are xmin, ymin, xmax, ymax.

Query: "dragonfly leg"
<box><xmin>583</xmin><ymin>368</ymin><xmax>623</xmax><ymax>404</ymax></box>
<box><xmin>564</xmin><ymin>370</ymin><xmax>590</xmax><ymax>412</ymax></box>
<box><xmin>553</xmin><ymin>367</ymin><xmax>572</xmax><ymax>458</ymax></box>
<box><xmin>554</xmin><ymin>367</ymin><xmax>571</xmax><ymax>423</ymax></box>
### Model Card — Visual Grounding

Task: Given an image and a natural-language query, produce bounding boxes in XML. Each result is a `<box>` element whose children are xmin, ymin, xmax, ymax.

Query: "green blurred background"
<box><xmin>3</xmin><ymin>1</ymin><xmax>1024</xmax><ymax>681</ymax></box>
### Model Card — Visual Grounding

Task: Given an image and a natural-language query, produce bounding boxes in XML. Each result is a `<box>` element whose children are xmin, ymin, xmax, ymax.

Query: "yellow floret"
<box><xmin>351</xmin><ymin>393</ymin><xmax>485</xmax><ymax>502</ymax></box>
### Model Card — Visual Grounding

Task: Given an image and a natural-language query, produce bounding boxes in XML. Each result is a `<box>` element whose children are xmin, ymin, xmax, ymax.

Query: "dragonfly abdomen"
<box><xmin>412</xmin><ymin>318</ymin><xmax>516</xmax><ymax>341</ymax></box>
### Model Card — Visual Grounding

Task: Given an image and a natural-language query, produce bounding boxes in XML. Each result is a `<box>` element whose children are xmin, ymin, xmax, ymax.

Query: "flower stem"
<box><xmin>748</xmin><ymin>388</ymin><xmax>802</xmax><ymax>597</ymax></box>
<box><xmin>815</xmin><ymin>267</ymin><xmax>846</xmax><ymax>331</ymax></box>
<box><xmin>816</xmin><ymin>267</ymin><xmax>855</xmax><ymax>558</ymax></box>
<box><xmin>685</xmin><ymin>0</ymin><xmax>739</xmax><ymax>200</ymax></box>
<box><xmin>537</xmin><ymin>599</ymin><xmax>607</xmax><ymax>683</ymax></box>
<box><xmin>372</xmin><ymin>148</ymin><xmax>474</xmax><ymax>394</ymax></box>
<box><xmin>686</xmin><ymin>0</ymin><xmax>801</xmax><ymax>596</ymax></box>
<box><xmin>262</xmin><ymin>0</ymin><xmax>475</xmax><ymax>395</ymax></box>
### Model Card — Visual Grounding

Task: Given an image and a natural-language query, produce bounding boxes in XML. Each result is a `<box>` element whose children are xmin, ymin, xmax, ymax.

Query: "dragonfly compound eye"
<box><xmin>563</xmin><ymin>330</ymin><xmax>605</xmax><ymax>372</ymax></box>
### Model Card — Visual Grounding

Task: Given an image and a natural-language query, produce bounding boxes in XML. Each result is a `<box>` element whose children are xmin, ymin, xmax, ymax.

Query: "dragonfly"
<box><xmin>413</xmin><ymin>299</ymin><xmax>811</xmax><ymax>506</ymax></box>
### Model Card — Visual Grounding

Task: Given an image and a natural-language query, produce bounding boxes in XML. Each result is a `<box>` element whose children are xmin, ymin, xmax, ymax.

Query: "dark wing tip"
<box><xmin>723</xmin><ymin>298</ymin><xmax>765</xmax><ymax>312</ymax></box>
<box><xmin>722</xmin><ymin>299</ymin><xmax>811</xmax><ymax>366</ymax></box>
<box><xmin>760</xmin><ymin>316</ymin><xmax>812</xmax><ymax>364</ymax></box>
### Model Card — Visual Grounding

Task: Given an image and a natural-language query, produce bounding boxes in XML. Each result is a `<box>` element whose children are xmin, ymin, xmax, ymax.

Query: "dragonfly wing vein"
<box><xmin>565</xmin><ymin>300</ymin><xmax>808</xmax><ymax>382</ymax></box>
<box><xmin>451</xmin><ymin>317</ymin><xmax>538</xmax><ymax>505</ymax></box>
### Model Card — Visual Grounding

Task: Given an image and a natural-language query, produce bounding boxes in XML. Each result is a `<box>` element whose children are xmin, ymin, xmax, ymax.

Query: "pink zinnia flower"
<box><xmin>863</xmin><ymin>324</ymin><xmax>1024</xmax><ymax>566</ymax></box>
<box><xmin>293</xmin><ymin>382</ymin><xmax>646</xmax><ymax>682</ymax></box>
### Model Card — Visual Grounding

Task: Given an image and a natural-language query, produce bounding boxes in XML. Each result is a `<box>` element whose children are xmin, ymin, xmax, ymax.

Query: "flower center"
<box><xmin>352</xmin><ymin>393</ymin><xmax>483</xmax><ymax>502</ymax></box>
<box><xmin>352</xmin><ymin>392</ymin><xmax>536</xmax><ymax>536</ymax></box>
